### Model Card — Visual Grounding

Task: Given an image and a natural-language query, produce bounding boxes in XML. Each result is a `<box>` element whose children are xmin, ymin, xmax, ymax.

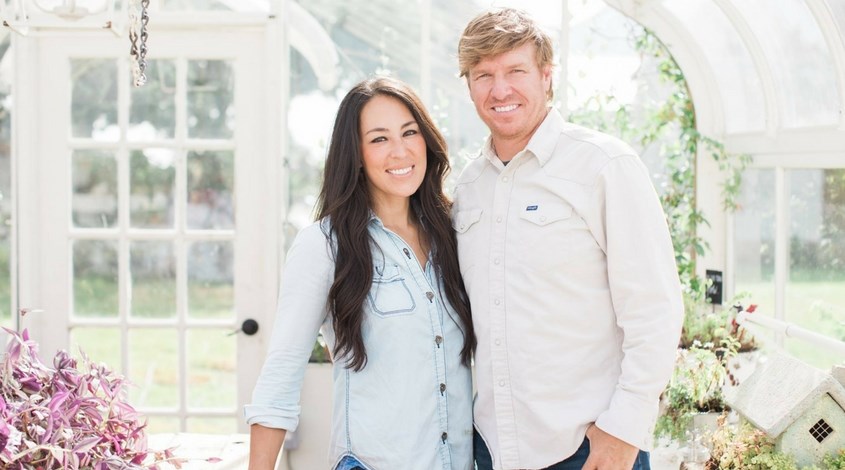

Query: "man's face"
<box><xmin>467</xmin><ymin>42</ymin><xmax>551</xmax><ymax>148</ymax></box>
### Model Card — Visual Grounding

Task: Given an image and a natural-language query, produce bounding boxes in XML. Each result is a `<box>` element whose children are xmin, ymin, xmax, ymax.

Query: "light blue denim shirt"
<box><xmin>245</xmin><ymin>217</ymin><xmax>473</xmax><ymax>470</ymax></box>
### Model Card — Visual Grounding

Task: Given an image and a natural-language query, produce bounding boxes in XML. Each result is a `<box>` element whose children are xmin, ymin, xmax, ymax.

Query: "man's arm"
<box><xmin>592</xmin><ymin>155</ymin><xmax>685</xmax><ymax>452</ymax></box>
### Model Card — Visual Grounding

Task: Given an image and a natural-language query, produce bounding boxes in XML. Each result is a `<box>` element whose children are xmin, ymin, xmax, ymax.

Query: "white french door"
<box><xmin>15</xmin><ymin>27</ymin><xmax>280</xmax><ymax>434</ymax></box>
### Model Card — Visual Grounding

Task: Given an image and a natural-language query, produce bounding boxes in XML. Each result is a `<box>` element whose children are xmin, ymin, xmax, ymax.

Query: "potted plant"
<box><xmin>656</xmin><ymin>341</ymin><xmax>736</xmax><ymax>442</ymax></box>
<box><xmin>706</xmin><ymin>416</ymin><xmax>797</xmax><ymax>470</ymax></box>
<box><xmin>0</xmin><ymin>328</ymin><xmax>219</xmax><ymax>469</ymax></box>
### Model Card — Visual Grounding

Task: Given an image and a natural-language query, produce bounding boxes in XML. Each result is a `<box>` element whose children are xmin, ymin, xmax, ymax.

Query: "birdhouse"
<box><xmin>727</xmin><ymin>354</ymin><xmax>845</xmax><ymax>467</ymax></box>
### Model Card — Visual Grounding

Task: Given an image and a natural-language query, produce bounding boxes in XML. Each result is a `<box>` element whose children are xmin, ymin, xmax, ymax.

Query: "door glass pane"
<box><xmin>130</xmin><ymin>241</ymin><xmax>176</xmax><ymax>319</ymax></box>
<box><xmin>73</xmin><ymin>239</ymin><xmax>119</xmax><ymax>318</ymax></box>
<box><xmin>187</xmin><ymin>329</ymin><xmax>236</xmax><ymax>409</ymax></box>
<box><xmin>786</xmin><ymin>169</ymin><xmax>845</xmax><ymax>368</ymax></box>
<box><xmin>71</xmin><ymin>59</ymin><xmax>118</xmax><ymax>140</ymax></box>
<box><xmin>129</xmin><ymin>328</ymin><xmax>178</xmax><ymax>408</ymax></box>
<box><xmin>129</xmin><ymin>59</ymin><xmax>177</xmax><ymax>140</ymax></box>
<box><xmin>130</xmin><ymin>148</ymin><xmax>176</xmax><ymax>228</ymax></box>
<box><xmin>187</xmin><ymin>60</ymin><xmax>234</xmax><ymax>139</ymax></box>
<box><xmin>72</xmin><ymin>149</ymin><xmax>118</xmax><ymax>228</ymax></box>
<box><xmin>188</xmin><ymin>241</ymin><xmax>234</xmax><ymax>319</ymax></box>
<box><xmin>69</xmin><ymin>327</ymin><xmax>121</xmax><ymax>368</ymax></box>
<box><xmin>186</xmin><ymin>150</ymin><xmax>234</xmax><ymax>230</ymax></box>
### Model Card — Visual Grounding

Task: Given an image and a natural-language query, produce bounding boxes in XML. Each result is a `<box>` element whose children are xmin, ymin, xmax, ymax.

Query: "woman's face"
<box><xmin>359</xmin><ymin>94</ymin><xmax>427</xmax><ymax>210</ymax></box>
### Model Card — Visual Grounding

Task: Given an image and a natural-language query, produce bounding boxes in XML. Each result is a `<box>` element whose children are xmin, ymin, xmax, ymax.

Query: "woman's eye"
<box><xmin>403</xmin><ymin>129</ymin><xmax>419</xmax><ymax>137</ymax></box>
<box><xmin>371</xmin><ymin>136</ymin><xmax>386</xmax><ymax>143</ymax></box>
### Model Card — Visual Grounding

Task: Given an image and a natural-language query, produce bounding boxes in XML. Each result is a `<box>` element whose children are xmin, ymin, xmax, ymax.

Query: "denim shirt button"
<box><xmin>441</xmin><ymin>432</ymin><xmax>448</xmax><ymax>443</ymax></box>
<box><xmin>440</xmin><ymin>383</ymin><xmax>446</xmax><ymax>394</ymax></box>
<box><xmin>435</xmin><ymin>335</ymin><xmax>443</xmax><ymax>346</ymax></box>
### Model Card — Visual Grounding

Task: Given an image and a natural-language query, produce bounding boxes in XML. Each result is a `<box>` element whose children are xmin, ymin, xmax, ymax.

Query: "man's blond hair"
<box><xmin>458</xmin><ymin>7</ymin><xmax>555</xmax><ymax>100</ymax></box>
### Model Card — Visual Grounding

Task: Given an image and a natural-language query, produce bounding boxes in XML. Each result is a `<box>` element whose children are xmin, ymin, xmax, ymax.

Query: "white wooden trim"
<box><xmin>806</xmin><ymin>0</ymin><xmax>845</xmax><ymax>130</ymax></box>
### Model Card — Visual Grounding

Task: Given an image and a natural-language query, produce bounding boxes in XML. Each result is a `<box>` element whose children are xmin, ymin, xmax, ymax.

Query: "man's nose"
<box><xmin>491</xmin><ymin>76</ymin><xmax>512</xmax><ymax>100</ymax></box>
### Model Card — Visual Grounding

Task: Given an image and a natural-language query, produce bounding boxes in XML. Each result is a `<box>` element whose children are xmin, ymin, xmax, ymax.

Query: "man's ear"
<box><xmin>542</xmin><ymin>64</ymin><xmax>552</xmax><ymax>94</ymax></box>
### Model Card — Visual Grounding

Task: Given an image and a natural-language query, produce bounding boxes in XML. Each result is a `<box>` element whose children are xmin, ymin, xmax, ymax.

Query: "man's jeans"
<box><xmin>473</xmin><ymin>431</ymin><xmax>651</xmax><ymax>470</ymax></box>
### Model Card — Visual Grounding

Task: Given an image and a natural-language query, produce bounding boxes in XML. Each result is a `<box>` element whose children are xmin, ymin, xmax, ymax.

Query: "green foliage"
<box><xmin>823</xmin><ymin>450</ymin><xmax>845</xmax><ymax>470</ymax></box>
<box><xmin>681</xmin><ymin>292</ymin><xmax>758</xmax><ymax>352</ymax></box>
<box><xmin>656</xmin><ymin>344</ymin><xmax>734</xmax><ymax>440</ymax></box>
<box><xmin>708</xmin><ymin>419</ymin><xmax>797</xmax><ymax>470</ymax></box>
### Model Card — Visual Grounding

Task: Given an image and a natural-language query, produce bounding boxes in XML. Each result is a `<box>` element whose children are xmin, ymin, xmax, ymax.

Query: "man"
<box><xmin>453</xmin><ymin>8</ymin><xmax>684</xmax><ymax>470</ymax></box>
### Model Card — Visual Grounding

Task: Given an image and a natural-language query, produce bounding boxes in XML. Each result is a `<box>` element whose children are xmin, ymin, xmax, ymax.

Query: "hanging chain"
<box><xmin>129</xmin><ymin>0</ymin><xmax>150</xmax><ymax>87</ymax></box>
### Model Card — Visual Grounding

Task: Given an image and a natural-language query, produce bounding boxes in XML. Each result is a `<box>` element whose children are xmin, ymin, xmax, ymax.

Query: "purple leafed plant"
<box><xmin>0</xmin><ymin>328</ymin><xmax>189</xmax><ymax>469</ymax></box>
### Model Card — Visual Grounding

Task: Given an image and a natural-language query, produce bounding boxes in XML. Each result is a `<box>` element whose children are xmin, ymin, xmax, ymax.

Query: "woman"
<box><xmin>245</xmin><ymin>77</ymin><xmax>475</xmax><ymax>470</ymax></box>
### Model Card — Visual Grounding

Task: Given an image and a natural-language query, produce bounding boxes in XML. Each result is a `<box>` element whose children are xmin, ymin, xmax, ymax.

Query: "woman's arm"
<box><xmin>248</xmin><ymin>424</ymin><xmax>287</xmax><ymax>470</ymax></box>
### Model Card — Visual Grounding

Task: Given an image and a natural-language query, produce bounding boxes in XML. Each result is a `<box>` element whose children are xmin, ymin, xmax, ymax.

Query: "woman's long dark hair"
<box><xmin>315</xmin><ymin>76</ymin><xmax>475</xmax><ymax>371</ymax></box>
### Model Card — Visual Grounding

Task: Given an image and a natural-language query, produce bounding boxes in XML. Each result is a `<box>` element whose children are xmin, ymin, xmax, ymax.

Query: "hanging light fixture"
<box><xmin>0</xmin><ymin>0</ymin><xmax>149</xmax><ymax>86</ymax></box>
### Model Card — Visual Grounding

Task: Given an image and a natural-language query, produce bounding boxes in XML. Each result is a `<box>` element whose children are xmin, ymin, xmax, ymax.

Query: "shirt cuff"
<box><xmin>243</xmin><ymin>404</ymin><xmax>300</xmax><ymax>431</ymax></box>
<box><xmin>594</xmin><ymin>391</ymin><xmax>659</xmax><ymax>451</ymax></box>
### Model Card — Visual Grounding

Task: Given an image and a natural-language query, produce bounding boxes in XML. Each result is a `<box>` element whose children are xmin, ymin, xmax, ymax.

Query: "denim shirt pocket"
<box><xmin>368</xmin><ymin>264</ymin><xmax>416</xmax><ymax>317</ymax></box>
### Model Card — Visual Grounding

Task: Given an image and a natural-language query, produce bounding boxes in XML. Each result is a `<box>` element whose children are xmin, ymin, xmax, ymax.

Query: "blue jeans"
<box><xmin>474</xmin><ymin>431</ymin><xmax>651</xmax><ymax>470</ymax></box>
<box><xmin>335</xmin><ymin>454</ymin><xmax>367</xmax><ymax>470</ymax></box>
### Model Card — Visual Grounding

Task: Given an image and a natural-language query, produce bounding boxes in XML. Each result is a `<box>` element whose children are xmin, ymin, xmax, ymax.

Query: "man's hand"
<box><xmin>581</xmin><ymin>423</ymin><xmax>639</xmax><ymax>470</ymax></box>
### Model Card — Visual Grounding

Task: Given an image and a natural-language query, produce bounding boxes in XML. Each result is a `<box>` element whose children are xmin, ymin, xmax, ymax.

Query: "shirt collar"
<box><xmin>480</xmin><ymin>107</ymin><xmax>565</xmax><ymax>168</ymax></box>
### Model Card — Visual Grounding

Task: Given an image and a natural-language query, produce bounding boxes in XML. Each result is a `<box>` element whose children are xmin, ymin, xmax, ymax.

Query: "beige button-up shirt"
<box><xmin>453</xmin><ymin>109</ymin><xmax>683</xmax><ymax>470</ymax></box>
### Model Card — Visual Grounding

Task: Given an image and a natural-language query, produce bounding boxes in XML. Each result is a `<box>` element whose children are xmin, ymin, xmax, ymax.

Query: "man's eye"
<box><xmin>474</xmin><ymin>73</ymin><xmax>490</xmax><ymax>80</ymax></box>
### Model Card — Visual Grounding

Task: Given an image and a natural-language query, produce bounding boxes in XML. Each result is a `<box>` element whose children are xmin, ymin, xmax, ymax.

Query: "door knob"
<box><xmin>231</xmin><ymin>319</ymin><xmax>259</xmax><ymax>336</ymax></box>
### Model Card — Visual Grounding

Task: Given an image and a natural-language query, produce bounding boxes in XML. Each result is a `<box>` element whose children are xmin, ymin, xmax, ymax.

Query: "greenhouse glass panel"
<box><xmin>830</xmin><ymin>0</ymin><xmax>845</xmax><ymax>38</ymax></box>
<box><xmin>159</xmin><ymin>0</ymin><xmax>268</xmax><ymax>12</ymax></box>
<box><xmin>187</xmin><ymin>241</ymin><xmax>234</xmax><ymax>319</ymax></box>
<box><xmin>186</xmin><ymin>150</ymin><xmax>234</xmax><ymax>230</ymax></box>
<box><xmin>71</xmin><ymin>59</ymin><xmax>118</xmax><ymax>140</ymax></box>
<box><xmin>72</xmin><ymin>239</ymin><xmax>119</xmax><ymax>318</ymax></box>
<box><xmin>72</xmin><ymin>150</ymin><xmax>118</xmax><ymax>228</ymax></box>
<box><xmin>128</xmin><ymin>328</ymin><xmax>179</xmax><ymax>409</ymax></box>
<box><xmin>733</xmin><ymin>169</ymin><xmax>776</xmax><ymax>323</ymax></box>
<box><xmin>130</xmin><ymin>149</ymin><xmax>176</xmax><ymax>229</ymax></box>
<box><xmin>69</xmin><ymin>327</ymin><xmax>121</xmax><ymax>369</ymax></box>
<box><xmin>187</xmin><ymin>329</ymin><xmax>236</xmax><ymax>410</ymax></box>
<box><xmin>129</xmin><ymin>59</ymin><xmax>176</xmax><ymax>141</ymax></box>
<box><xmin>662</xmin><ymin>0</ymin><xmax>764</xmax><ymax>133</ymax></box>
<box><xmin>187</xmin><ymin>60</ymin><xmax>234</xmax><ymax>139</ymax></box>
<box><xmin>785</xmin><ymin>169</ymin><xmax>845</xmax><ymax>369</ymax></box>
<box><xmin>129</xmin><ymin>241</ymin><xmax>176</xmax><ymax>319</ymax></box>
<box><xmin>733</xmin><ymin>0</ymin><xmax>838</xmax><ymax>128</ymax></box>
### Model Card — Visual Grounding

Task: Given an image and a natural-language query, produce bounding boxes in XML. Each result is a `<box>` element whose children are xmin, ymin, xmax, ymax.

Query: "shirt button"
<box><xmin>494</xmin><ymin>299</ymin><xmax>501</xmax><ymax>306</ymax></box>
<box><xmin>496</xmin><ymin>216</ymin><xmax>502</xmax><ymax>223</ymax></box>
<box><xmin>435</xmin><ymin>335</ymin><xmax>443</xmax><ymax>346</ymax></box>
<box><xmin>502</xmin><ymin>176</ymin><xmax>509</xmax><ymax>183</ymax></box>
<box><xmin>440</xmin><ymin>383</ymin><xmax>446</xmax><ymax>394</ymax></box>
<box><xmin>460</xmin><ymin>224</ymin><xmax>465</xmax><ymax>230</ymax></box>
<box><xmin>494</xmin><ymin>338</ymin><xmax>501</xmax><ymax>346</ymax></box>
<box><xmin>499</xmin><ymin>380</ymin><xmax>506</xmax><ymax>387</ymax></box>
<box><xmin>493</xmin><ymin>258</ymin><xmax>500</xmax><ymax>265</ymax></box>
<box><xmin>441</xmin><ymin>432</ymin><xmax>448</xmax><ymax>443</ymax></box>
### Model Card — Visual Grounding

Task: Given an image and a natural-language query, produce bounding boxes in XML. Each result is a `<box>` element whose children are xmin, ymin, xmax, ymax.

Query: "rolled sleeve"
<box><xmin>244</xmin><ymin>222</ymin><xmax>334</xmax><ymax>431</ymax></box>
<box><xmin>595</xmin><ymin>155</ymin><xmax>684</xmax><ymax>450</ymax></box>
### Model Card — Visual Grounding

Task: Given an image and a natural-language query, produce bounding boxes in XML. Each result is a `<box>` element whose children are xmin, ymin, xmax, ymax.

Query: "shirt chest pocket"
<box><xmin>517</xmin><ymin>201</ymin><xmax>596</xmax><ymax>270</ymax></box>
<box><xmin>368</xmin><ymin>264</ymin><xmax>416</xmax><ymax>317</ymax></box>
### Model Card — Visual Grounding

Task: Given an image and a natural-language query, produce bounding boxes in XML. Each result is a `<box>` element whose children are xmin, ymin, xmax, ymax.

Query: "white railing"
<box><xmin>736</xmin><ymin>311</ymin><xmax>845</xmax><ymax>359</ymax></box>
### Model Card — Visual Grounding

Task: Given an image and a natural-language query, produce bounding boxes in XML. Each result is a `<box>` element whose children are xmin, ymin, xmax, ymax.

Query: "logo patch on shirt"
<box><xmin>526</xmin><ymin>205</ymin><xmax>538</xmax><ymax>211</ymax></box>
